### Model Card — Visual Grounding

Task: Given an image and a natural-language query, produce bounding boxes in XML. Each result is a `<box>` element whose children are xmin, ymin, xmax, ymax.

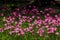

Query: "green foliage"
<box><xmin>22</xmin><ymin>22</ymin><xmax>29</xmax><ymax>28</ymax></box>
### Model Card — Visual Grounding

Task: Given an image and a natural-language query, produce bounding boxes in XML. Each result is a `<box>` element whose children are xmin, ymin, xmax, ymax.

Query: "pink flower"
<box><xmin>14</xmin><ymin>28</ymin><xmax>20</xmax><ymax>33</ymax></box>
<box><xmin>1</xmin><ymin>13</ymin><xmax>4</xmax><ymax>16</ymax></box>
<box><xmin>26</xmin><ymin>28</ymin><xmax>30</xmax><ymax>32</ymax></box>
<box><xmin>55</xmin><ymin>32</ymin><xmax>59</xmax><ymax>35</ymax></box>
<box><xmin>7</xmin><ymin>22</ymin><xmax>11</xmax><ymax>25</ymax></box>
<box><xmin>22</xmin><ymin>10</ymin><xmax>27</xmax><ymax>14</ymax></box>
<box><xmin>37</xmin><ymin>29</ymin><xmax>44</xmax><ymax>36</ymax></box>
<box><xmin>46</xmin><ymin>13</ymin><xmax>50</xmax><ymax>16</ymax></box>
<box><xmin>15</xmin><ymin>8</ymin><xmax>19</xmax><ymax>11</ymax></box>
<box><xmin>50</xmin><ymin>8</ymin><xmax>56</xmax><ymax>13</ymax></box>
<box><xmin>57</xmin><ymin>17</ymin><xmax>60</xmax><ymax>22</ymax></box>
<box><xmin>37</xmin><ymin>16</ymin><xmax>40</xmax><ymax>19</ymax></box>
<box><xmin>4</xmin><ymin>24</ymin><xmax>7</xmax><ymax>26</ymax></box>
<box><xmin>33</xmin><ymin>6</ymin><xmax>36</xmax><ymax>9</ymax></box>
<box><xmin>19</xmin><ymin>22</ymin><xmax>22</xmax><ymax>25</ymax></box>
<box><xmin>0</xmin><ymin>28</ymin><xmax>4</xmax><ymax>32</ymax></box>
<box><xmin>47</xmin><ymin>27</ymin><xmax>57</xmax><ymax>33</ymax></box>
<box><xmin>40</xmin><ymin>10</ymin><xmax>43</xmax><ymax>13</ymax></box>
<box><xmin>55</xmin><ymin>15</ymin><xmax>58</xmax><ymax>18</ymax></box>
<box><xmin>19</xmin><ymin>20</ymin><xmax>23</xmax><ymax>22</ymax></box>
<box><xmin>45</xmin><ymin>8</ymin><xmax>49</xmax><ymax>11</ymax></box>
<box><xmin>9</xmin><ymin>31</ymin><xmax>15</xmax><ymax>35</ymax></box>
<box><xmin>13</xmin><ymin>12</ymin><xmax>17</xmax><ymax>16</ymax></box>
<box><xmin>45</xmin><ymin>25</ymin><xmax>49</xmax><ymax>28</ymax></box>
<box><xmin>52</xmin><ymin>19</ymin><xmax>56</xmax><ymax>23</ymax></box>
<box><xmin>22</xmin><ymin>16</ymin><xmax>27</xmax><ymax>18</ymax></box>
<box><xmin>6</xmin><ymin>20</ymin><xmax>10</xmax><ymax>23</ymax></box>
<box><xmin>4</xmin><ymin>26</ymin><xmax>11</xmax><ymax>30</ymax></box>
<box><xmin>29</xmin><ymin>5</ymin><xmax>31</xmax><ymax>8</ymax></box>
<box><xmin>27</xmin><ymin>19</ymin><xmax>31</xmax><ymax>23</ymax></box>
<box><xmin>20</xmin><ymin>30</ymin><xmax>24</xmax><ymax>36</ymax></box>
<box><xmin>49</xmin><ymin>8</ymin><xmax>52</xmax><ymax>10</ymax></box>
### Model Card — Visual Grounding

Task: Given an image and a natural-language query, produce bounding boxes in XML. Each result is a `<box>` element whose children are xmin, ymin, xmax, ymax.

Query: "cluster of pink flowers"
<box><xmin>0</xmin><ymin>6</ymin><xmax>60</xmax><ymax>37</ymax></box>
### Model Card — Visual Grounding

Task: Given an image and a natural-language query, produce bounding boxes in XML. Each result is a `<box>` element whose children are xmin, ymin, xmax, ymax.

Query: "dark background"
<box><xmin>0</xmin><ymin>0</ymin><xmax>60</xmax><ymax>10</ymax></box>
